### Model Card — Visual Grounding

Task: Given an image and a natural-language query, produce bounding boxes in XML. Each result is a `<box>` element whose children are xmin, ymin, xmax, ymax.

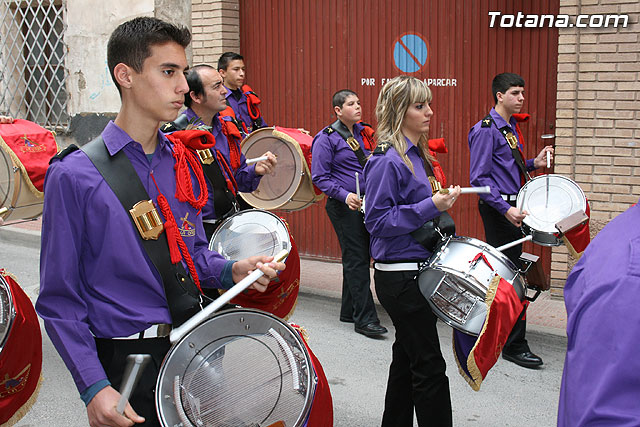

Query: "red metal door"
<box><xmin>239</xmin><ymin>0</ymin><xmax>559</xmax><ymax>278</ymax></box>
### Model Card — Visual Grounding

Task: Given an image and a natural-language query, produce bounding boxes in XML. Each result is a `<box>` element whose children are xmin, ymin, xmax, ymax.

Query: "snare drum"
<box><xmin>240</xmin><ymin>127</ymin><xmax>324</xmax><ymax>211</ymax></box>
<box><xmin>0</xmin><ymin>145</ymin><xmax>43</xmax><ymax>221</ymax></box>
<box><xmin>417</xmin><ymin>236</ymin><xmax>526</xmax><ymax>336</ymax></box>
<box><xmin>209</xmin><ymin>209</ymin><xmax>300</xmax><ymax>319</ymax></box>
<box><xmin>0</xmin><ymin>119</ymin><xmax>58</xmax><ymax>222</ymax></box>
<box><xmin>517</xmin><ymin>174</ymin><xmax>587</xmax><ymax>246</ymax></box>
<box><xmin>156</xmin><ymin>309</ymin><xmax>324</xmax><ymax>427</ymax></box>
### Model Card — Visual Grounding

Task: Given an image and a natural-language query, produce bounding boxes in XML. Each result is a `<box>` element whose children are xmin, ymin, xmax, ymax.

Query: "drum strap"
<box><xmin>329</xmin><ymin>120</ymin><xmax>368</xmax><ymax>168</ymax></box>
<box><xmin>80</xmin><ymin>137</ymin><xmax>205</xmax><ymax>327</ymax></box>
<box><xmin>497</xmin><ymin>123</ymin><xmax>529</xmax><ymax>183</ymax></box>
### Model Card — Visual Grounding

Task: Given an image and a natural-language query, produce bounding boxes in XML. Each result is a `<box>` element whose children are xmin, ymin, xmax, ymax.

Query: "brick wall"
<box><xmin>551</xmin><ymin>0</ymin><xmax>639</xmax><ymax>297</ymax></box>
<box><xmin>191</xmin><ymin>0</ymin><xmax>240</xmax><ymax>66</ymax></box>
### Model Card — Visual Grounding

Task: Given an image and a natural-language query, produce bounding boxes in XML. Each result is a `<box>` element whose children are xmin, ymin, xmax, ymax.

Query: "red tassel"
<box><xmin>157</xmin><ymin>195</ymin><xmax>182</xmax><ymax>264</ymax></box>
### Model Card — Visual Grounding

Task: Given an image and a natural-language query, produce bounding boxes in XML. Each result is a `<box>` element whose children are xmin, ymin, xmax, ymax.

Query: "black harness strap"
<box><xmin>80</xmin><ymin>137</ymin><xmax>203</xmax><ymax>327</ymax></box>
<box><xmin>329</xmin><ymin>120</ymin><xmax>368</xmax><ymax>168</ymax></box>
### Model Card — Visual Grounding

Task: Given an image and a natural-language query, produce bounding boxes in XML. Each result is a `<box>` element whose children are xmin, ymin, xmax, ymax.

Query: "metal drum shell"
<box><xmin>418</xmin><ymin>236</ymin><xmax>526</xmax><ymax>336</ymax></box>
<box><xmin>0</xmin><ymin>274</ymin><xmax>16</xmax><ymax>353</ymax></box>
<box><xmin>155</xmin><ymin>308</ymin><xmax>317</xmax><ymax>427</ymax></box>
<box><xmin>517</xmin><ymin>174</ymin><xmax>587</xmax><ymax>247</ymax></box>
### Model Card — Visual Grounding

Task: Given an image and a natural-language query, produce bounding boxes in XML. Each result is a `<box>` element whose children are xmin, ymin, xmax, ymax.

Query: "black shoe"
<box><xmin>355</xmin><ymin>323</ymin><xmax>388</xmax><ymax>337</ymax></box>
<box><xmin>339</xmin><ymin>316</ymin><xmax>354</xmax><ymax>323</ymax></box>
<box><xmin>502</xmin><ymin>351</ymin><xmax>543</xmax><ymax>369</ymax></box>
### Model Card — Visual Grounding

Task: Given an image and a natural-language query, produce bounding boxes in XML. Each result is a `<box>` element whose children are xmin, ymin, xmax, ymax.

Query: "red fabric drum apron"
<box><xmin>240</xmin><ymin>127</ymin><xmax>323</xmax><ymax>211</ymax></box>
<box><xmin>0</xmin><ymin>119</ymin><xmax>58</xmax><ymax>222</ymax></box>
<box><xmin>0</xmin><ymin>270</ymin><xmax>43</xmax><ymax>425</ymax></box>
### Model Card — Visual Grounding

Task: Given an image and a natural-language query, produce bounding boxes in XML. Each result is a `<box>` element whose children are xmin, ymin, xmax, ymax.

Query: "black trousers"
<box><xmin>478</xmin><ymin>199</ymin><xmax>530</xmax><ymax>354</ymax></box>
<box><xmin>95</xmin><ymin>337</ymin><xmax>172</xmax><ymax>426</ymax></box>
<box><xmin>325</xmin><ymin>197</ymin><xmax>379</xmax><ymax>327</ymax></box>
<box><xmin>374</xmin><ymin>269</ymin><xmax>452</xmax><ymax>427</ymax></box>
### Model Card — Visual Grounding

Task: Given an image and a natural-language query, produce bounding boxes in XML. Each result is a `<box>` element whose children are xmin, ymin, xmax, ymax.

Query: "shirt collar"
<box><xmin>102</xmin><ymin>120</ymin><xmax>169</xmax><ymax>156</ymax></box>
<box><xmin>490</xmin><ymin>107</ymin><xmax>517</xmax><ymax>130</ymax></box>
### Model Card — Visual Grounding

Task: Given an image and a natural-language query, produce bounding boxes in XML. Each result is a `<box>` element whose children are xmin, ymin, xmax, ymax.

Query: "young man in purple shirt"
<box><xmin>311</xmin><ymin>89</ymin><xmax>387</xmax><ymax>338</ymax></box>
<box><xmin>217</xmin><ymin>52</ymin><xmax>267</xmax><ymax>135</ymax></box>
<box><xmin>36</xmin><ymin>17</ymin><xmax>283</xmax><ymax>427</ymax></box>
<box><xmin>468</xmin><ymin>72</ymin><xmax>553</xmax><ymax>369</ymax></box>
<box><xmin>558</xmin><ymin>201</ymin><xmax>640</xmax><ymax>426</ymax></box>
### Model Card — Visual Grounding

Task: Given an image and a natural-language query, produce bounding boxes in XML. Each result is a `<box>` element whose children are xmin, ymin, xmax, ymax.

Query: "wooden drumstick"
<box><xmin>438</xmin><ymin>186</ymin><xmax>491</xmax><ymax>195</ymax></box>
<box><xmin>170</xmin><ymin>249</ymin><xmax>289</xmax><ymax>344</ymax></box>
<box><xmin>495</xmin><ymin>235</ymin><xmax>533</xmax><ymax>252</ymax></box>
<box><xmin>355</xmin><ymin>172</ymin><xmax>361</xmax><ymax>200</ymax></box>
<box><xmin>246</xmin><ymin>155</ymin><xmax>269</xmax><ymax>165</ymax></box>
<box><xmin>117</xmin><ymin>354</ymin><xmax>152</xmax><ymax>414</ymax></box>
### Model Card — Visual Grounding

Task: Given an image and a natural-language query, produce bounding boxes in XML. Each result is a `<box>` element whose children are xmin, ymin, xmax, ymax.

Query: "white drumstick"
<box><xmin>439</xmin><ymin>186</ymin><xmax>491</xmax><ymax>195</ymax></box>
<box><xmin>246</xmin><ymin>155</ymin><xmax>269</xmax><ymax>165</ymax></box>
<box><xmin>495</xmin><ymin>235</ymin><xmax>533</xmax><ymax>252</ymax></box>
<box><xmin>355</xmin><ymin>172</ymin><xmax>361</xmax><ymax>200</ymax></box>
<box><xmin>117</xmin><ymin>354</ymin><xmax>151</xmax><ymax>414</ymax></box>
<box><xmin>546</xmin><ymin>151</ymin><xmax>551</xmax><ymax>169</ymax></box>
<box><xmin>170</xmin><ymin>249</ymin><xmax>289</xmax><ymax>344</ymax></box>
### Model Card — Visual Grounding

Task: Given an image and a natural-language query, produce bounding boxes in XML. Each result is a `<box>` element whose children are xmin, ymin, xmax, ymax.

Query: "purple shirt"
<box><xmin>468</xmin><ymin>108</ymin><xmax>536</xmax><ymax>214</ymax></box>
<box><xmin>36</xmin><ymin>121</ymin><xmax>230</xmax><ymax>394</ymax></box>
<box><xmin>224</xmin><ymin>86</ymin><xmax>267</xmax><ymax>134</ymax></box>
<box><xmin>181</xmin><ymin>108</ymin><xmax>261</xmax><ymax>220</ymax></box>
<box><xmin>364</xmin><ymin>139</ymin><xmax>441</xmax><ymax>262</ymax></box>
<box><xmin>311</xmin><ymin>121</ymin><xmax>371</xmax><ymax>202</ymax></box>
<box><xmin>558</xmin><ymin>201</ymin><xmax>640</xmax><ymax>426</ymax></box>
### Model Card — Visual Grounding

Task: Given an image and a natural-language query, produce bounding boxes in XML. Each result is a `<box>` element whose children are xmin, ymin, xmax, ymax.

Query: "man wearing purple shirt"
<box><xmin>36</xmin><ymin>18</ymin><xmax>283</xmax><ymax>427</ymax></box>
<box><xmin>311</xmin><ymin>89</ymin><xmax>387</xmax><ymax>338</ymax></box>
<box><xmin>163</xmin><ymin>64</ymin><xmax>276</xmax><ymax>236</ymax></box>
<box><xmin>468</xmin><ymin>73</ymin><xmax>553</xmax><ymax>369</ymax></box>
<box><xmin>217</xmin><ymin>52</ymin><xmax>267</xmax><ymax>135</ymax></box>
<box><xmin>558</xmin><ymin>201</ymin><xmax>640</xmax><ymax>426</ymax></box>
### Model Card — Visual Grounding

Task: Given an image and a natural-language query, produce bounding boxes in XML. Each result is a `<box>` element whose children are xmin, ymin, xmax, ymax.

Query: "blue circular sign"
<box><xmin>393</xmin><ymin>34</ymin><xmax>428</xmax><ymax>73</ymax></box>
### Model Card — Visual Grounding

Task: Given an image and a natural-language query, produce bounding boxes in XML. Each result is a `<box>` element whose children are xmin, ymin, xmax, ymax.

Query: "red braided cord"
<box><xmin>150</xmin><ymin>173</ymin><xmax>203</xmax><ymax>293</ymax></box>
<box><xmin>219</xmin><ymin>124</ymin><xmax>242</xmax><ymax>170</ymax></box>
<box><xmin>171</xmin><ymin>141</ymin><xmax>208</xmax><ymax>210</ymax></box>
<box><xmin>216</xmin><ymin>150</ymin><xmax>239</xmax><ymax>195</ymax></box>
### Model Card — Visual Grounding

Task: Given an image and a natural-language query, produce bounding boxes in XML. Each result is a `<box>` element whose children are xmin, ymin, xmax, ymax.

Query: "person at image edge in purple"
<box><xmin>468</xmin><ymin>72</ymin><xmax>553</xmax><ymax>369</ymax></box>
<box><xmin>311</xmin><ymin>89</ymin><xmax>388</xmax><ymax>338</ymax></box>
<box><xmin>35</xmin><ymin>17</ymin><xmax>284</xmax><ymax>427</ymax></box>
<box><xmin>558</xmin><ymin>200</ymin><xmax>640</xmax><ymax>426</ymax></box>
<box><xmin>365</xmin><ymin>75</ymin><xmax>461</xmax><ymax>426</ymax></box>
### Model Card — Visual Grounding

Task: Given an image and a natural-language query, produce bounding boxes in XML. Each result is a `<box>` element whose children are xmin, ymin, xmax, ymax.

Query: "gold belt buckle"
<box><xmin>130</xmin><ymin>200</ymin><xmax>164</xmax><ymax>240</ymax></box>
<box><xmin>196</xmin><ymin>148</ymin><xmax>214</xmax><ymax>165</ymax></box>
<box><xmin>505</xmin><ymin>132</ymin><xmax>518</xmax><ymax>149</ymax></box>
<box><xmin>346</xmin><ymin>137</ymin><xmax>360</xmax><ymax>151</ymax></box>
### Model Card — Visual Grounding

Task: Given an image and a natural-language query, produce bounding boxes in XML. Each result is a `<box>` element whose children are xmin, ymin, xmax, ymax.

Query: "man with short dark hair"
<box><xmin>218</xmin><ymin>52</ymin><xmax>267</xmax><ymax>135</ymax></box>
<box><xmin>311</xmin><ymin>89</ymin><xmax>387</xmax><ymax>338</ymax></box>
<box><xmin>468</xmin><ymin>72</ymin><xmax>553</xmax><ymax>369</ymax></box>
<box><xmin>163</xmin><ymin>64</ymin><xmax>276</xmax><ymax>236</ymax></box>
<box><xmin>36</xmin><ymin>17</ymin><xmax>283</xmax><ymax>427</ymax></box>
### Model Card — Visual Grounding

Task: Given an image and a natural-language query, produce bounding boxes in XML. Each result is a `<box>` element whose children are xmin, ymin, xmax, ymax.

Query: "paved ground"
<box><xmin>1</xmin><ymin>217</ymin><xmax>567</xmax><ymax>426</ymax></box>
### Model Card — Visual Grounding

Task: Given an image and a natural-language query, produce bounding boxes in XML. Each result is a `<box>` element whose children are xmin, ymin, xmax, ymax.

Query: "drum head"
<box><xmin>209</xmin><ymin>209</ymin><xmax>290</xmax><ymax>260</ymax></box>
<box><xmin>240</xmin><ymin>128</ymin><xmax>304</xmax><ymax>210</ymax></box>
<box><xmin>518</xmin><ymin>174</ymin><xmax>586</xmax><ymax>234</ymax></box>
<box><xmin>0</xmin><ymin>275</ymin><xmax>15</xmax><ymax>353</ymax></box>
<box><xmin>156</xmin><ymin>309</ymin><xmax>316</xmax><ymax>427</ymax></box>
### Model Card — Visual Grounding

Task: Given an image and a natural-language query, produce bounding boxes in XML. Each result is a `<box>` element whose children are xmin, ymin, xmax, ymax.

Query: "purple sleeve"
<box><xmin>364</xmin><ymin>154</ymin><xmax>440</xmax><ymax>238</ymax></box>
<box><xmin>311</xmin><ymin>132</ymin><xmax>350</xmax><ymax>202</ymax></box>
<box><xmin>525</xmin><ymin>158</ymin><xmax>536</xmax><ymax>172</ymax></box>
<box><xmin>234</xmin><ymin>149</ymin><xmax>262</xmax><ymax>192</ymax></box>
<box><xmin>468</xmin><ymin>126</ymin><xmax>512</xmax><ymax>215</ymax></box>
<box><xmin>36</xmin><ymin>161</ymin><xmax>108</xmax><ymax>394</ymax></box>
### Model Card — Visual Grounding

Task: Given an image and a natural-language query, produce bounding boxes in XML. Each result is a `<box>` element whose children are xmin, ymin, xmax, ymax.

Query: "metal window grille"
<box><xmin>0</xmin><ymin>0</ymin><xmax>68</xmax><ymax>130</ymax></box>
